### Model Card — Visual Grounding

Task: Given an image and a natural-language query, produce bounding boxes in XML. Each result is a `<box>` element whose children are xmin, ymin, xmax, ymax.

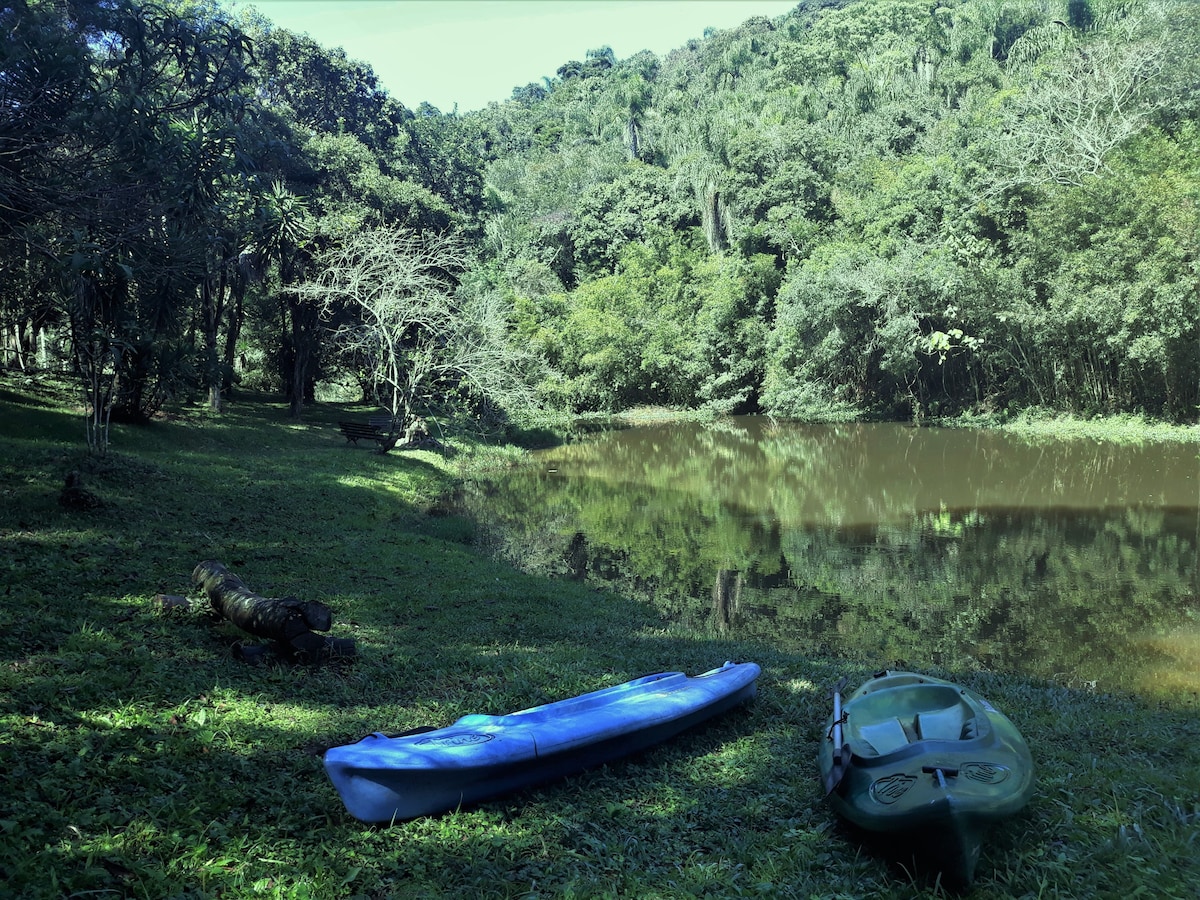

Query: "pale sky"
<box><xmin>226</xmin><ymin>1</ymin><xmax>799</xmax><ymax>112</ymax></box>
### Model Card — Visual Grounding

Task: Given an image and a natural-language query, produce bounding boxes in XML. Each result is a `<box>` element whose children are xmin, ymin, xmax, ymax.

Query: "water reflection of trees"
<box><xmin>460</xmin><ymin>422</ymin><xmax>1200</xmax><ymax>694</ymax></box>
<box><xmin>771</xmin><ymin>507</ymin><xmax>1199</xmax><ymax>684</ymax></box>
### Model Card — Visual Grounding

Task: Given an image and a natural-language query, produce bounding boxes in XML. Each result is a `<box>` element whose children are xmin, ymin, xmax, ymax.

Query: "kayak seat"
<box><xmin>915</xmin><ymin>705</ymin><xmax>967</xmax><ymax>741</ymax></box>
<box><xmin>857</xmin><ymin>717</ymin><xmax>912</xmax><ymax>756</ymax></box>
<box><xmin>852</xmin><ymin>690</ymin><xmax>979</xmax><ymax>755</ymax></box>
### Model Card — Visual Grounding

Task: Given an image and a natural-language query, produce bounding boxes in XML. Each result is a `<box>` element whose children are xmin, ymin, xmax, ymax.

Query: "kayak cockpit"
<box><xmin>847</xmin><ymin>683</ymin><xmax>989</xmax><ymax>758</ymax></box>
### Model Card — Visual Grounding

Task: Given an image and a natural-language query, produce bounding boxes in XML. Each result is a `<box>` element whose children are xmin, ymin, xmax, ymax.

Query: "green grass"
<box><xmin>2</xmin><ymin>373</ymin><xmax>1199</xmax><ymax>899</ymax></box>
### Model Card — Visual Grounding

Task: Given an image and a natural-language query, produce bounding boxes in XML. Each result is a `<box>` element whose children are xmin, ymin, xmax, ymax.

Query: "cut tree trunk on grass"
<box><xmin>191</xmin><ymin>560</ymin><xmax>356</xmax><ymax>662</ymax></box>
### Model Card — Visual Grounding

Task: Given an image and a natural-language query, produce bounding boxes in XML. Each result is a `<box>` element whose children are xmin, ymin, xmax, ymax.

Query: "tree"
<box><xmin>298</xmin><ymin>227</ymin><xmax>536</xmax><ymax>443</ymax></box>
<box><xmin>613</xmin><ymin>70</ymin><xmax>653</xmax><ymax>160</ymax></box>
<box><xmin>1011</xmin><ymin>127</ymin><xmax>1200</xmax><ymax>418</ymax></box>
<box><xmin>234</xmin><ymin>15</ymin><xmax>486</xmax><ymax>418</ymax></box>
<box><xmin>233</xmin><ymin>178</ymin><xmax>317</xmax><ymax>419</ymax></box>
<box><xmin>984</xmin><ymin>3</ymin><xmax>1185</xmax><ymax>192</ymax></box>
<box><xmin>246</xmin><ymin>22</ymin><xmax>405</xmax><ymax>154</ymax></box>
<box><xmin>1</xmin><ymin>0</ymin><xmax>256</xmax><ymax>445</ymax></box>
<box><xmin>569</xmin><ymin>162</ymin><xmax>687</xmax><ymax>279</ymax></box>
<box><xmin>399</xmin><ymin>109</ymin><xmax>486</xmax><ymax>233</ymax></box>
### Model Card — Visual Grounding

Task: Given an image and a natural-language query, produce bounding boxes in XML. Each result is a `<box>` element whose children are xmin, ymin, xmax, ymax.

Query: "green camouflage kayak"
<box><xmin>819</xmin><ymin>671</ymin><xmax>1035</xmax><ymax>886</ymax></box>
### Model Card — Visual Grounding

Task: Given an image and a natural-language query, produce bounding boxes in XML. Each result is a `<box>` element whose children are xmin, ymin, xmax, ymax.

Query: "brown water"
<box><xmin>458</xmin><ymin>419</ymin><xmax>1200</xmax><ymax>697</ymax></box>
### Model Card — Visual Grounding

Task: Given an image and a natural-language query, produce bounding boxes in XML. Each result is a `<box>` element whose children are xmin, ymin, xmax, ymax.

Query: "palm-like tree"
<box><xmin>614</xmin><ymin>72</ymin><xmax>652</xmax><ymax>160</ymax></box>
<box><xmin>253</xmin><ymin>181</ymin><xmax>316</xmax><ymax>419</ymax></box>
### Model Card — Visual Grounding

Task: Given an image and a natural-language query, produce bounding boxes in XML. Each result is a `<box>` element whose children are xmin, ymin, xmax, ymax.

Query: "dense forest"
<box><xmin>3</xmin><ymin>0</ymin><xmax>1199</xmax><ymax>450</ymax></box>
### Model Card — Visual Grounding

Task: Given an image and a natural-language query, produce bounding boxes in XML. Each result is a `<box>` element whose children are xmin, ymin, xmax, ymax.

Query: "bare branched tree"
<box><xmin>299</xmin><ymin>227</ymin><xmax>537</xmax><ymax>446</ymax></box>
<box><xmin>986</xmin><ymin>6</ymin><xmax>1174</xmax><ymax>193</ymax></box>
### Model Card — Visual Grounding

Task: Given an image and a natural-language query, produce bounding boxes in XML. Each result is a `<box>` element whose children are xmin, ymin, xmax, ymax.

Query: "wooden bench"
<box><xmin>368</xmin><ymin>416</ymin><xmax>398</xmax><ymax>433</ymax></box>
<box><xmin>337</xmin><ymin>421</ymin><xmax>387</xmax><ymax>446</ymax></box>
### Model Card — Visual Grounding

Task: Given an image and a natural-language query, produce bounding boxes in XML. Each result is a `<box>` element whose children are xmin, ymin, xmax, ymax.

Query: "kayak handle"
<box><xmin>922</xmin><ymin>764</ymin><xmax>960</xmax><ymax>788</ymax></box>
<box><xmin>823</xmin><ymin>677</ymin><xmax>852</xmax><ymax>797</ymax></box>
<box><xmin>828</xmin><ymin>676</ymin><xmax>849</xmax><ymax>745</ymax></box>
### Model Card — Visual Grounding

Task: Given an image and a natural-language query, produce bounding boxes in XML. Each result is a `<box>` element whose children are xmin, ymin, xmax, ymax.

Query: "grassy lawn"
<box><xmin>2</xmin><ymin>373</ymin><xmax>1198</xmax><ymax>899</ymax></box>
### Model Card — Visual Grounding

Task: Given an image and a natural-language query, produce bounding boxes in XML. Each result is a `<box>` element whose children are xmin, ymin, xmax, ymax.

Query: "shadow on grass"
<box><xmin>0</xmin><ymin>385</ymin><xmax>786</xmax><ymax>881</ymax></box>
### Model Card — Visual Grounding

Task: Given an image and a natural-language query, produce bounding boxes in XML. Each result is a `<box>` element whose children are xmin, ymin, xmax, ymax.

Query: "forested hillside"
<box><xmin>4</xmin><ymin>0</ymin><xmax>1199</xmax><ymax>441</ymax></box>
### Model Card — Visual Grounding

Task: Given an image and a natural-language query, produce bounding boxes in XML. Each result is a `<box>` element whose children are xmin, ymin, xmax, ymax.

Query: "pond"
<box><xmin>456</xmin><ymin>419</ymin><xmax>1200</xmax><ymax>698</ymax></box>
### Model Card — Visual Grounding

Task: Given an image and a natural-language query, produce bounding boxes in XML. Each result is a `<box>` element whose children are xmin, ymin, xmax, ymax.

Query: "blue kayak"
<box><xmin>324</xmin><ymin>660</ymin><xmax>761</xmax><ymax>822</ymax></box>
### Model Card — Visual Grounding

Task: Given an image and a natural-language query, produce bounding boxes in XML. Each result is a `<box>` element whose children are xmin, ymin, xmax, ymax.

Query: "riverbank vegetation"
<box><xmin>2</xmin><ymin>376</ymin><xmax>1198</xmax><ymax>898</ymax></box>
<box><xmin>3</xmin><ymin>0</ymin><xmax>1199</xmax><ymax>443</ymax></box>
<box><xmin>981</xmin><ymin>409</ymin><xmax>1200</xmax><ymax>443</ymax></box>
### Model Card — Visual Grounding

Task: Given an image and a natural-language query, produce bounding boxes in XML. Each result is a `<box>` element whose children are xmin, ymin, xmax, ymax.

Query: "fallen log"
<box><xmin>191</xmin><ymin>560</ymin><xmax>355</xmax><ymax>661</ymax></box>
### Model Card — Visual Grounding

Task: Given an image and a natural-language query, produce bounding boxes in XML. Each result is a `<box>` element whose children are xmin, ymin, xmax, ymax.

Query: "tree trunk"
<box><xmin>192</xmin><ymin>560</ymin><xmax>355</xmax><ymax>660</ymax></box>
<box><xmin>286</xmin><ymin>292</ymin><xmax>319</xmax><ymax>420</ymax></box>
<box><xmin>201</xmin><ymin>257</ymin><xmax>228</xmax><ymax>411</ymax></box>
<box><xmin>221</xmin><ymin>264</ymin><xmax>247</xmax><ymax>393</ymax></box>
